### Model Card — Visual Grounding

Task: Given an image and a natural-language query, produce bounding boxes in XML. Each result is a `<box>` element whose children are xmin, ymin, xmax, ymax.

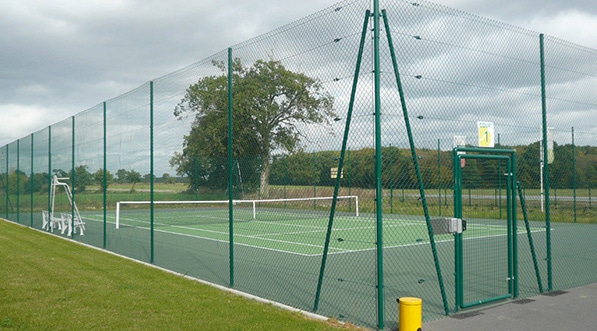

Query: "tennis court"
<box><xmin>81</xmin><ymin>197</ymin><xmax>546</xmax><ymax>258</ymax></box>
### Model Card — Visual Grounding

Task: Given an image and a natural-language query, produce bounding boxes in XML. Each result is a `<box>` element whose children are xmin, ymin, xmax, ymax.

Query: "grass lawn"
<box><xmin>0</xmin><ymin>220</ymin><xmax>364</xmax><ymax>331</ymax></box>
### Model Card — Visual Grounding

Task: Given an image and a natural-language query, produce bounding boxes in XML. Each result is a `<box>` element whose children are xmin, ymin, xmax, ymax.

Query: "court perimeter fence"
<box><xmin>2</xmin><ymin>0</ymin><xmax>597</xmax><ymax>329</ymax></box>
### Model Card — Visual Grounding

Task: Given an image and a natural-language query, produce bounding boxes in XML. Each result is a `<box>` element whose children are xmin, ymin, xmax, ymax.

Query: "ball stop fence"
<box><xmin>2</xmin><ymin>0</ymin><xmax>597</xmax><ymax>329</ymax></box>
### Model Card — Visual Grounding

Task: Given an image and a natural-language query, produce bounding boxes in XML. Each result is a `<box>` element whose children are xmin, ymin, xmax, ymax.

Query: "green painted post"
<box><xmin>506</xmin><ymin>170</ymin><xmax>512</xmax><ymax>296</ymax></box>
<box><xmin>16</xmin><ymin>139</ymin><xmax>20</xmax><ymax>224</ymax></box>
<box><xmin>5</xmin><ymin>145</ymin><xmax>8</xmax><ymax>219</ymax></box>
<box><xmin>438</xmin><ymin>139</ymin><xmax>442</xmax><ymax>216</ymax></box>
<box><xmin>103</xmin><ymin>102</ymin><xmax>107</xmax><ymax>249</ymax></box>
<box><xmin>382</xmin><ymin>9</ymin><xmax>449</xmax><ymax>316</ymax></box>
<box><xmin>314</xmin><ymin>9</ymin><xmax>369</xmax><ymax>312</ymax></box>
<box><xmin>47</xmin><ymin>126</ymin><xmax>52</xmax><ymax>226</ymax></box>
<box><xmin>30</xmin><ymin>133</ymin><xmax>34</xmax><ymax>227</ymax></box>
<box><xmin>283</xmin><ymin>155</ymin><xmax>287</xmax><ymax>208</ymax></box>
<box><xmin>572</xmin><ymin>127</ymin><xmax>576</xmax><ymax>223</ymax></box>
<box><xmin>498</xmin><ymin>134</ymin><xmax>502</xmax><ymax>219</ymax></box>
<box><xmin>517</xmin><ymin>181</ymin><xmax>543</xmax><ymax>294</ymax></box>
<box><xmin>194</xmin><ymin>157</ymin><xmax>199</xmax><ymax>200</ymax></box>
<box><xmin>313</xmin><ymin>153</ymin><xmax>317</xmax><ymax>210</ymax></box>
<box><xmin>227</xmin><ymin>47</ymin><xmax>234</xmax><ymax>288</ymax></box>
<box><xmin>511</xmin><ymin>155</ymin><xmax>519</xmax><ymax>298</ymax></box>
<box><xmin>71</xmin><ymin>116</ymin><xmax>75</xmax><ymax>238</ymax></box>
<box><xmin>540</xmin><ymin>34</ymin><xmax>552</xmax><ymax>291</ymax></box>
<box><xmin>348</xmin><ymin>149</ymin><xmax>352</xmax><ymax>211</ymax></box>
<box><xmin>445</xmin><ymin>188</ymin><xmax>448</xmax><ymax>208</ymax></box>
<box><xmin>390</xmin><ymin>144</ymin><xmax>393</xmax><ymax>214</ymax></box>
<box><xmin>453</xmin><ymin>150</ymin><xmax>463</xmax><ymax>309</ymax></box>
<box><xmin>257</xmin><ymin>155</ymin><xmax>262</xmax><ymax>201</ymax></box>
<box><xmin>373</xmin><ymin>3</ymin><xmax>385</xmax><ymax>327</ymax></box>
<box><xmin>150</xmin><ymin>81</ymin><xmax>155</xmax><ymax>263</ymax></box>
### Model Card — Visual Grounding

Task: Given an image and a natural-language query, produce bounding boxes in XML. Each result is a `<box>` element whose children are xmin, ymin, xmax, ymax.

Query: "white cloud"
<box><xmin>523</xmin><ymin>10</ymin><xmax>597</xmax><ymax>48</ymax></box>
<box><xmin>0</xmin><ymin>104</ymin><xmax>57</xmax><ymax>143</ymax></box>
<box><xmin>1</xmin><ymin>0</ymin><xmax>597</xmax><ymax>149</ymax></box>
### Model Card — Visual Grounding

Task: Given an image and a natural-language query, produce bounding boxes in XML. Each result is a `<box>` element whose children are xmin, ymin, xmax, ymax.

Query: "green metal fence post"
<box><xmin>511</xmin><ymin>154</ymin><xmax>518</xmax><ymax>298</ymax></box>
<box><xmin>227</xmin><ymin>47</ymin><xmax>235</xmax><ymax>288</ymax></box>
<box><xmin>47</xmin><ymin>126</ymin><xmax>52</xmax><ymax>226</ymax></box>
<box><xmin>258</xmin><ymin>155</ymin><xmax>262</xmax><ymax>201</ymax></box>
<box><xmin>498</xmin><ymin>133</ymin><xmax>501</xmax><ymax>218</ymax></box>
<box><xmin>283</xmin><ymin>155</ymin><xmax>287</xmax><ymax>207</ymax></box>
<box><xmin>383</xmin><ymin>8</ymin><xmax>450</xmax><ymax>316</ymax></box>
<box><xmin>30</xmin><ymin>133</ymin><xmax>34</xmax><ymax>227</ymax></box>
<box><xmin>572</xmin><ymin>127</ymin><xmax>576</xmax><ymax>223</ymax></box>
<box><xmin>5</xmin><ymin>144</ymin><xmax>8</xmax><ymax>220</ymax></box>
<box><xmin>313</xmin><ymin>153</ymin><xmax>317</xmax><ymax>210</ymax></box>
<box><xmin>540</xmin><ymin>33</ymin><xmax>552</xmax><ymax>291</ymax></box>
<box><xmin>374</xmin><ymin>3</ymin><xmax>385</xmax><ymax>327</ymax></box>
<box><xmin>453</xmin><ymin>150</ymin><xmax>463</xmax><ymax>309</ymax></box>
<box><xmin>150</xmin><ymin>81</ymin><xmax>155</xmax><ymax>263</ymax></box>
<box><xmin>348</xmin><ymin>148</ymin><xmax>352</xmax><ymax>211</ymax></box>
<box><xmin>16</xmin><ymin>139</ymin><xmax>20</xmax><ymax>224</ymax></box>
<box><xmin>314</xmin><ymin>9</ymin><xmax>369</xmax><ymax>313</ymax></box>
<box><xmin>438</xmin><ymin>139</ymin><xmax>442</xmax><ymax>216</ymax></box>
<box><xmin>103</xmin><ymin>102</ymin><xmax>107</xmax><ymax>249</ymax></box>
<box><xmin>390</xmin><ymin>144</ymin><xmax>394</xmax><ymax>213</ymax></box>
<box><xmin>517</xmin><ymin>181</ymin><xmax>544</xmax><ymax>294</ymax></box>
<box><xmin>71</xmin><ymin>116</ymin><xmax>75</xmax><ymax>238</ymax></box>
<box><xmin>193</xmin><ymin>157</ymin><xmax>199</xmax><ymax>200</ymax></box>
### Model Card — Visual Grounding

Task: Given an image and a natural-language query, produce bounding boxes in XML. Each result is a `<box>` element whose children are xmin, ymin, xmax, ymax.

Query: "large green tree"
<box><xmin>172</xmin><ymin>59</ymin><xmax>335</xmax><ymax>196</ymax></box>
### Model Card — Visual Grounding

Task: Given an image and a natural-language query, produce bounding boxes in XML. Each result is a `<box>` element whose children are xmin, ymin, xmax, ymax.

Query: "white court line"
<box><xmin>254</xmin><ymin>222</ymin><xmax>414</xmax><ymax>238</ymax></box>
<box><xmin>88</xmin><ymin>214</ymin><xmax>549</xmax><ymax>257</ymax></box>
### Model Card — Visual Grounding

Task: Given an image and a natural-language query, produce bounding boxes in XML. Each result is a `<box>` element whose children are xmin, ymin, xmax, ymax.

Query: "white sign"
<box><xmin>330</xmin><ymin>167</ymin><xmax>343</xmax><ymax>179</ymax></box>
<box><xmin>477</xmin><ymin>121</ymin><xmax>495</xmax><ymax>147</ymax></box>
<box><xmin>454</xmin><ymin>135</ymin><xmax>466</xmax><ymax>168</ymax></box>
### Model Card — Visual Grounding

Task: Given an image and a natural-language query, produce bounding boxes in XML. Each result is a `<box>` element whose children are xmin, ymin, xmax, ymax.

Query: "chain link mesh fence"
<box><xmin>1</xmin><ymin>0</ymin><xmax>597</xmax><ymax>329</ymax></box>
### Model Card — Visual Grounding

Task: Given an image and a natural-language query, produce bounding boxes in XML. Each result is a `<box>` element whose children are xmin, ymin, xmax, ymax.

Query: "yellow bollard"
<box><xmin>398</xmin><ymin>297</ymin><xmax>422</xmax><ymax>331</ymax></box>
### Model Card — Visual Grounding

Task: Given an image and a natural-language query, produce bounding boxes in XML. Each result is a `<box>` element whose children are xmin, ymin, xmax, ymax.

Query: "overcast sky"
<box><xmin>1</xmin><ymin>0</ymin><xmax>596</xmax><ymax>147</ymax></box>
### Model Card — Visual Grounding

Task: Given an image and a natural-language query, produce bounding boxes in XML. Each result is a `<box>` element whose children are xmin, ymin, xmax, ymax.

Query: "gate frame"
<box><xmin>453</xmin><ymin>147</ymin><xmax>518</xmax><ymax>310</ymax></box>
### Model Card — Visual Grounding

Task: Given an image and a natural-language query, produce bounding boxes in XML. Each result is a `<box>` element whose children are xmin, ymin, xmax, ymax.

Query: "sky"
<box><xmin>1</xmin><ymin>0</ymin><xmax>597</xmax><ymax>147</ymax></box>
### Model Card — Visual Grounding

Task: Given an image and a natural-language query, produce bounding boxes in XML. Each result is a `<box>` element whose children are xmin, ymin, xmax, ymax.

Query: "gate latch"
<box><xmin>448</xmin><ymin>218</ymin><xmax>467</xmax><ymax>234</ymax></box>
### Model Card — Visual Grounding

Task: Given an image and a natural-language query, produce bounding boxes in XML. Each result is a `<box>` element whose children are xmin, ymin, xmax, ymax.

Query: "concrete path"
<box><xmin>424</xmin><ymin>283</ymin><xmax>597</xmax><ymax>331</ymax></box>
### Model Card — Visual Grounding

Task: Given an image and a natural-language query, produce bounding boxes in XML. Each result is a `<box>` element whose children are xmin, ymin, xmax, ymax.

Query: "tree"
<box><xmin>161</xmin><ymin>173</ymin><xmax>176</xmax><ymax>184</ymax></box>
<box><xmin>143</xmin><ymin>173</ymin><xmax>154</xmax><ymax>184</ymax></box>
<box><xmin>171</xmin><ymin>58</ymin><xmax>335</xmax><ymax>196</ymax></box>
<box><xmin>127</xmin><ymin>169</ymin><xmax>141</xmax><ymax>192</ymax></box>
<box><xmin>116</xmin><ymin>169</ymin><xmax>128</xmax><ymax>183</ymax></box>
<box><xmin>70</xmin><ymin>165</ymin><xmax>93</xmax><ymax>192</ymax></box>
<box><xmin>93</xmin><ymin>169</ymin><xmax>114</xmax><ymax>192</ymax></box>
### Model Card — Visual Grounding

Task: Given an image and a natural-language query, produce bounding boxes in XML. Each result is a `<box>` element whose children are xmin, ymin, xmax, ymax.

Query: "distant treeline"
<box><xmin>1</xmin><ymin>142</ymin><xmax>596</xmax><ymax>195</ymax></box>
<box><xmin>267</xmin><ymin>142</ymin><xmax>597</xmax><ymax>190</ymax></box>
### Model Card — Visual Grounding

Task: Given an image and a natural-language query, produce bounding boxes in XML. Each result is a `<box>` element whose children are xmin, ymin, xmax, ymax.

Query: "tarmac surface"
<box><xmin>423</xmin><ymin>282</ymin><xmax>597</xmax><ymax>331</ymax></box>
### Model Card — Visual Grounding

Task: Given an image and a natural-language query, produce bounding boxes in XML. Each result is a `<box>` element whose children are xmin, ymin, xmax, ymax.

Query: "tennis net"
<box><xmin>115</xmin><ymin>195</ymin><xmax>359</xmax><ymax>229</ymax></box>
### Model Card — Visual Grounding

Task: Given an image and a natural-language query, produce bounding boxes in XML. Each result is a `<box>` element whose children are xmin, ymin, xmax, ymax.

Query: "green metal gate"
<box><xmin>453</xmin><ymin>148</ymin><xmax>518</xmax><ymax>310</ymax></box>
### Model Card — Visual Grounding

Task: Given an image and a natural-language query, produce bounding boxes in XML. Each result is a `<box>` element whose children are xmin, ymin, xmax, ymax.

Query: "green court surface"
<box><xmin>84</xmin><ymin>206</ymin><xmax>546</xmax><ymax>257</ymax></box>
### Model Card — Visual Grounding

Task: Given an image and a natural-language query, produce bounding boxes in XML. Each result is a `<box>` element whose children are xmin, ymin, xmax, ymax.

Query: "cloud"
<box><xmin>0</xmin><ymin>104</ymin><xmax>56</xmax><ymax>143</ymax></box>
<box><xmin>1</xmin><ymin>0</ymin><xmax>596</xmax><ymax>153</ymax></box>
<box><xmin>524</xmin><ymin>10</ymin><xmax>597</xmax><ymax>48</ymax></box>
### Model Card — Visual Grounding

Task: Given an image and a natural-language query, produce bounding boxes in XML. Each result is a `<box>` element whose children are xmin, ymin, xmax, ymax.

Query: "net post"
<box><xmin>355</xmin><ymin>195</ymin><xmax>359</xmax><ymax>217</ymax></box>
<box><xmin>116</xmin><ymin>202</ymin><xmax>120</xmax><ymax>229</ymax></box>
<box><xmin>252</xmin><ymin>200</ymin><xmax>256</xmax><ymax>219</ymax></box>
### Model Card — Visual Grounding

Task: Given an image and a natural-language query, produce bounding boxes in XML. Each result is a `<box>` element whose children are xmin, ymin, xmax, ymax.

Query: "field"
<box><xmin>0</xmin><ymin>219</ymin><xmax>364</xmax><ymax>331</ymax></box>
<box><xmin>4</xmin><ymin>183</ymin><xmax>596</xmax><ymax>224</ymax></box>
<box><xmin>3</xmin><ymin>182</ymin><xmax>597</xmax><ymax>328</ymax></box>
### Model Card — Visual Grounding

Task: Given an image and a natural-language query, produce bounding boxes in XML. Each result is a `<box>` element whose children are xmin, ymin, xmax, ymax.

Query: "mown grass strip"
<box><xmin>0</xmin><ymin>220</ymin><xmax>363</xmax><ymax>331</ymax></box>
